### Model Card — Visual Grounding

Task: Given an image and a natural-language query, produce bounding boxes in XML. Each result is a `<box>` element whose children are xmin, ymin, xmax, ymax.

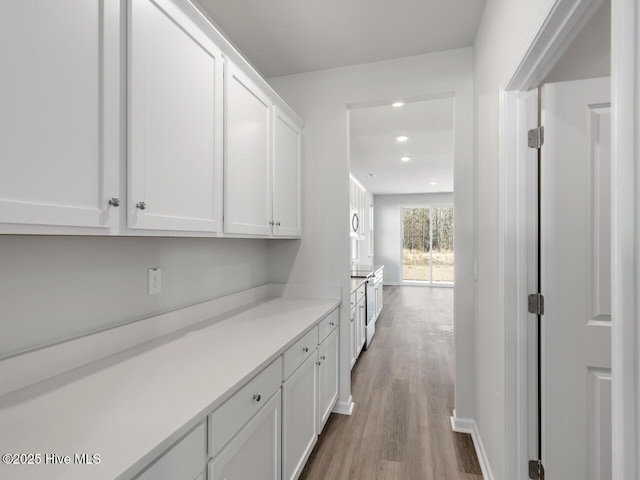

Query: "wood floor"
<box><xmin>300</xmin><ymin>286</ymin><xmax>483</xmax><ymax>480</ymax></box>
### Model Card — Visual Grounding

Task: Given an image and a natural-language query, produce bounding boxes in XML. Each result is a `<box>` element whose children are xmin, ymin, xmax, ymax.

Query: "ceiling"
<box><xmin>194</xmin><ymin>0</ymin><xmax>486</xmax><ymax>78</ymax></box>
<box><xmin>349</xmin><ymin>98</ymin><xmax>454</xmax><ymax>195</ymax></box>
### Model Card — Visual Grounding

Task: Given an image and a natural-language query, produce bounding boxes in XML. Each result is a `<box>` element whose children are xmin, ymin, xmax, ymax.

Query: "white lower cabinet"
<box><xmin>208</xmin><ymin>391</ymin><xmax>281</xmax><ymax>480</ymax></box>
<box><xmin>282</xmin><ymin>350</ymin><xmax>318</xmax><ymax>480</ymax></box>
<box><xmin>135</xmin><ymin>422</ymin><xmax>206</xmax><ymax>480</ymax></box>
<box><xmin>317</xmin><ymin>327</ymin><xmax>339</xmax><ymax>433</ymax></box>
<box><xmin>350</xmin><ymin>303</ymin><xmax>357</xmax><ymax>368</ymax></box>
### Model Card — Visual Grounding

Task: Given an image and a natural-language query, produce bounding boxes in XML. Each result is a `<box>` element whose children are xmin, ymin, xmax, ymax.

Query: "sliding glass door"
<box><xmin>402</xmin><ymin>207</ymin><xmax>454</xmax><ymax>284</ymax></box>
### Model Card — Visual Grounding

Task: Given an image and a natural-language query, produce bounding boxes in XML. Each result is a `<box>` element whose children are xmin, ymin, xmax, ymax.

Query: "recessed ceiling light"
<box><xmin>430</xmin><ymin>181</ymin><xmax>439</xmax><ymax>185</ymax></box>
<box><xmin>392</xmin><ymin>101</ymin><xmax>405</xmax><ymax>108</ymax></box>
<box><xmin>401</xmin><ymin>157</ymin><xmax>411</xmax><ymax>162</ymax></box>
<box><xmin>368</xmin><ymin>173</ymin><xmax>376</xmax><ymax>177</ymax></box>
<box><xmin>395</xmin><ymin>135</ymin><xmax>409</xmax><ymax>142</ymax></box>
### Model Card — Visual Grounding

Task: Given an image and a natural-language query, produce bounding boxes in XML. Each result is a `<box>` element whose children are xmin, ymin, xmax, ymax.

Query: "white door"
<box><xmin>128</xmin><ymin>0</ymin><xmax>224</xmax><ymax>233</ymax></box>
<box><xmin>272</xmin><ymin>107</ymin><xmax>302</xmax><ymax>237</ymax></box>
<box><xmin>0</xmin><ymin>0</ymin><xmax>120</xmax><ymax>233</ymax></box>
<box><xmin>541</xmin><ymin>76</ymin><xmax>611</xmax><ymax>479</ymax></box>
<box><xmin>224</xmin><ymin>62</ymin><xmax>272</xmax><ymax>235</ymax></box>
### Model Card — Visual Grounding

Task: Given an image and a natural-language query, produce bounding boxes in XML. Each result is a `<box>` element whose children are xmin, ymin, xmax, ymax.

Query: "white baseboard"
<box><xmin>333</xmin><ymin>396</ymin><xmax>355</xmax><ymax>415</ymax></box>
<box><xmin>450</xmin><ymin>410</ymin><xmax>495</xmax><ymax>480</ymax></box>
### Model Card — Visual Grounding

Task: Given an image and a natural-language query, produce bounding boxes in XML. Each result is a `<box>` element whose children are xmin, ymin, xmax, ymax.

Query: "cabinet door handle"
<box><xmin>320</xmin><ymin>355</ymin><xmax>326</xmax><ymax>361</ymax></box>
<box><xmin>269</xmin><ymin>220</ymin><xmax>275</xmax><ymax>226</ymax></box>
<box><xmin>276</xmin><ymin>221</ymin><xmax>281</xmax><ymax>226</ymax></box>
<box><xmin>252</xmin><ymin>393</ymin><xmax>261</xmax><ymax>402</ymax></box>
<box><xmin>302</xmin><ymin>346</ymin><xmax>309</xmax><ymax>353</ymax></box>
<box><xmin>136</xmin><ymin>201</ymin><xmax>147</xmax><ymax>210</ymax></box>
<box><xmin>316</xmin><ymin>361</ymin><xmax>321</xmax><ymax>366</ymax></box>
<box><xmin>108</xmin><ymin>197</ymin><xmax>120</xmax><ymax>207</ymax></box>
<box><xmin>329</xmin><ymin>322</ymin><xmax>335</xmax><ymax>326</ymax></box>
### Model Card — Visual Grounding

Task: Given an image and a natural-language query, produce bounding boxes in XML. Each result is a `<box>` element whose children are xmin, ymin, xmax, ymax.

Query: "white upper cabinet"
<box><xmin>0</xmin><ymin>0</ymin><xmax>121</xmax><ymax>233</ymax></box>
<box><xmin>224</xmin><ymin>62</ymin><xmax>272</xmax><ymax>236</ymax></box>
<box><xmin>128</xmin><ymin>0</ymin><xmax>224</xmax><ymax>232</ymax></box>
<box><xmin>0</xmin><ymin>0</ymin><xmax>302</xmax><ymax>238</ymax></box>
<box><xmin>272</xmin><ymin>107</ymin><xmax>302</xmax><ymax>237</ymax></box>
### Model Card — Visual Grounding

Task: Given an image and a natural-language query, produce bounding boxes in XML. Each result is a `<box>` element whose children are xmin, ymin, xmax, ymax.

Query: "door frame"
<box><xmin>498</xmin><ymin>0</ymin><xmax>640</xmax><ymax>479</ymax></box>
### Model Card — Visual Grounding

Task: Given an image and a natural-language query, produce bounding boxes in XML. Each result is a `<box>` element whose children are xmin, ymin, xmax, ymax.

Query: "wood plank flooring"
<box><xmin>300</xmin><ymin>286</ymin><xmax>483</xmax><ymax>480</ymax></box>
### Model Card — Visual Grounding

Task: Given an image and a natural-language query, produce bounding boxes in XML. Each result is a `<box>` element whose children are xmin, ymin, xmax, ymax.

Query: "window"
<box><xmin>402</xmin><ymin>207</ymin><xmax>454</xmax><ymax>284</ymax></box>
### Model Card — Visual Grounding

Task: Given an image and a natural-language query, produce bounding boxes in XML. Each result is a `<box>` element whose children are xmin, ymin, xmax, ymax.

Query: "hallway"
<box><xmin>300</xmin><ymin>286</ymin><xmax>482</xmax><ymax>479</ymax></box>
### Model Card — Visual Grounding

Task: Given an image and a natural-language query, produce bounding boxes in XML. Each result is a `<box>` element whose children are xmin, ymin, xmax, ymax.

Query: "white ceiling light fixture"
<box><xmin>430</xmin><ymin>181</ymin><xmax>439</xmax><ymax>185</ymax></box>
<box><xmin>395</xmin><ymin>135</ymin><xmax>409</xmax><ymax>142</ymax></box>
<box><xmin>392</xmin><ymin>101</ymin><xmax>405</xmax><ymax>108</ymax></box>
<box><xmin>401</xmin><ymin>156</ymin><xmax>411</xmax><ymax>162</ymax></box>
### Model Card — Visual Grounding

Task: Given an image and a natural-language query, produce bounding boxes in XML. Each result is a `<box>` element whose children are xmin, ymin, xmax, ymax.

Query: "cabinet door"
<box><xmin>0</xmin><ymin>0</ymin><xmax>120</xmax><ymax>233</ymax></box>
<box><xmin>136</xmin><ymin>422</ymin><xmax>206</xmax><ymax>480</ymax></box>
<box><xmin>318</xmin><ymin>328</ymin><xmax>339</xmax><ymax>433</ymax></box>
<box><xmin>282</xmin><ymin>352</ymin><xmax>317</xmax><ymax>480</ymax></box>
<box><xmin>128</xmin><ymin>0</ymin><xmax>223</xmax><ymax>233</ymax></box>
<box><xmin>209</xmin><ymin>391</ymin><xmax>281</xmax><ymax>480</ymax></box>
<box><xmin>350</xmin><ymin>307</ymin><xmax>357</xmax><ymax>368</ymax></box>
<box><xmin>358</xmin><ymin>301</ymin><xmax>366</xmax><ymax>353</ymax></box>
<box><xmin>272</xmin><ymin>107</ymin><xmax>302</xmax><ymax>237</ymax></box>
<box><xmin>224</xmin><ymin>62</ymin><xmax>272</xmax><ymax>235</ymax></box>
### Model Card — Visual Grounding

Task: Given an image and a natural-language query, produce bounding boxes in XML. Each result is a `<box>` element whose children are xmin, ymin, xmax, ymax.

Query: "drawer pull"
<box><xmin>302</xmin><ymin>346</ymin><xmax>309</xmax><ymax>353</ymax></box>
<box><xmin>329</xmin><ymin>322</ymin><xmax>335</xmax><ymax>326</ymax></box>
<box><xmin>252</xmin><ymin>393</ymin><xmax>261</xmax><ymax>402</ymax></box>
<box><xmin>320</xmin><ymin>355</ymin><xmax>326</xmax><ymax>360</ymax></box>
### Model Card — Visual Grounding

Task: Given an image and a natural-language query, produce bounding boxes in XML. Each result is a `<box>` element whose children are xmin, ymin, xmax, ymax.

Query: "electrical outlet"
<box><xmin>148</xmin><ymin>267</ymin><xmax>161</xmax><ymax>295</ymax></box>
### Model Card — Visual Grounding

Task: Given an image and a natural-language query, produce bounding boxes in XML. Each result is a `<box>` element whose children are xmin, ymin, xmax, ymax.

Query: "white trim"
<box><xmin>332</xmin><ymin>396</ymin><xmax>355</xmax><ymax>415</ymax></box>
<box><xmin>610</xmin><ymin>0</ymin><xmax>639</xmax><ymax>478</ymax></box>
<box><xmin>499</xmin><ymin>1</ymin><xmax>616</xmax><ymax>479</ymax></box>
<box><xmin>450</xmin><ymin>411</ymin><xmax>495</xmax><ymax>480</ymax></box>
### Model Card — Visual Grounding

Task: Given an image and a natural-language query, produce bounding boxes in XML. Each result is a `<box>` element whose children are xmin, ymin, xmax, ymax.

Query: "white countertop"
<box><xmin>0</xmin><ymin>296</ymin><xmax>339</xmax><ymax>480</ymax></box>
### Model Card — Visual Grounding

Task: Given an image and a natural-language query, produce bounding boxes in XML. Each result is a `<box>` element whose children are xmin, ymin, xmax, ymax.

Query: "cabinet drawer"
<box><xmin>209</xmin><ymin>357</ymin><xmax>282</xmax><ymax>458</ymax></box>
<box><xmin>318</xmin><ymin>308</ymin><xmax>339</xmax><ymax>343</ymax></box>
<box><xmin>135</xmin><ymin>422</ymin><xmax>206</xmax><ymax>480</ymax></box>
<box><xmin>283</xmin><ymin>328</ymin><xmax>318</xmax><ymax>380</ymax></box>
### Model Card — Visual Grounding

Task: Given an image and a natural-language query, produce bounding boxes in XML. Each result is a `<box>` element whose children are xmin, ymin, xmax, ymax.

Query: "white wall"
<box><xmin>267</xmin><ymin>48</ymin><xmax>475</xmax><ymax>419</ymax></box>
<box><xmin>474</xmin><ymin>1</ymin><xmax>547</xmax><ymax>478</ymax></box>
<box><xmin>375</xmin><ymin>193</ymin><xmax>454</xmax><ymax>284</ymax></box>
<box><xmin>0</xmin><ymin>236</ymin><xmax>268</xmax><ymax>357</ymax></box>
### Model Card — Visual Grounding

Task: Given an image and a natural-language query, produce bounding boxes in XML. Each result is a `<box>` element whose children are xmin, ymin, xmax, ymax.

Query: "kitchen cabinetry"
<box><xmin>317</xmin><ymin>327</ymin><xmax>339</xmax><ymax>432</ymax></box>
<box><xmin>282</xmin><ymin>329</ymin><xmax>318</xmax><ymax>480</ymax></box>
<box><xmin>350</xmin><ymin>283</ymin><xmax>366</xmax><ymax>368</ymax></box>
<box><xmin>0</xmin><ymin>0</ymin><xmax>121</xmax><ymax>234</ymax></box>
<box><xmin>349</xmin><ymin>175</ymin><xmax>366</xmax><ymax>239</ymax></box>
<box><xmin>128</xmin><ymin>0</ymin><xmax>224</xmax><ymax>233</ymax></box>
<box><xmin>272</xmin><ymin>107</ymin><xmax>302</xmax><ymax>237</ymax></box>
<box><xmin>0</xmin><ymin>0</ymin><xmax>302</xmax><ymax>239</ymax></box>
<box><xmin>136</xmin><ymin>422</ymin><xmax>206</xmax><ymax>480</ymax></box>
<box><xmin>208</xmin><ymin>392</ymin><xmax>281</xmax><ymax>480</ymax></box>
<box><xmin>209</xmin><ymin>358</ymin><xmax>282</xmax><ymax>480</ymax></box>
<box><xmin>224</xmin><ymin>61</ymin><xmax>272</xmax><ymax>236</ymax></box>
<box><xmin>224</xmin><ymin>63</ymin><xmax>303</xmax><ymax>238</ymax></box>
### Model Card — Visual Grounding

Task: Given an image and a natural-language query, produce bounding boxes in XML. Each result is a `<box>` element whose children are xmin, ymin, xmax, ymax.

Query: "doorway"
<box><xmin>401</xmin><ymin>206</ymin><xmax>454</xmax><ymax>284</ymax></box>
<box><xmin>496</xmin><ymin>0</ymin><xmax>623</xmax><ymax>478</ymax></box>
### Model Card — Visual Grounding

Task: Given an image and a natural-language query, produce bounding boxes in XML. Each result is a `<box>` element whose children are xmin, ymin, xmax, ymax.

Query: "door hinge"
<box><xmin>528</xmin><ymin>126</ymin><xmax>544</xmax><ymax>148</ymax></box>
<box><xmin>528</xmin><ymin>293</ymin><xmax>544</xmax><ymax>315</ymax></box>
<box><xmin>529</xmin><ymin>459</ymin><xmax>545</xmax><ymax>479</ymax></box>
